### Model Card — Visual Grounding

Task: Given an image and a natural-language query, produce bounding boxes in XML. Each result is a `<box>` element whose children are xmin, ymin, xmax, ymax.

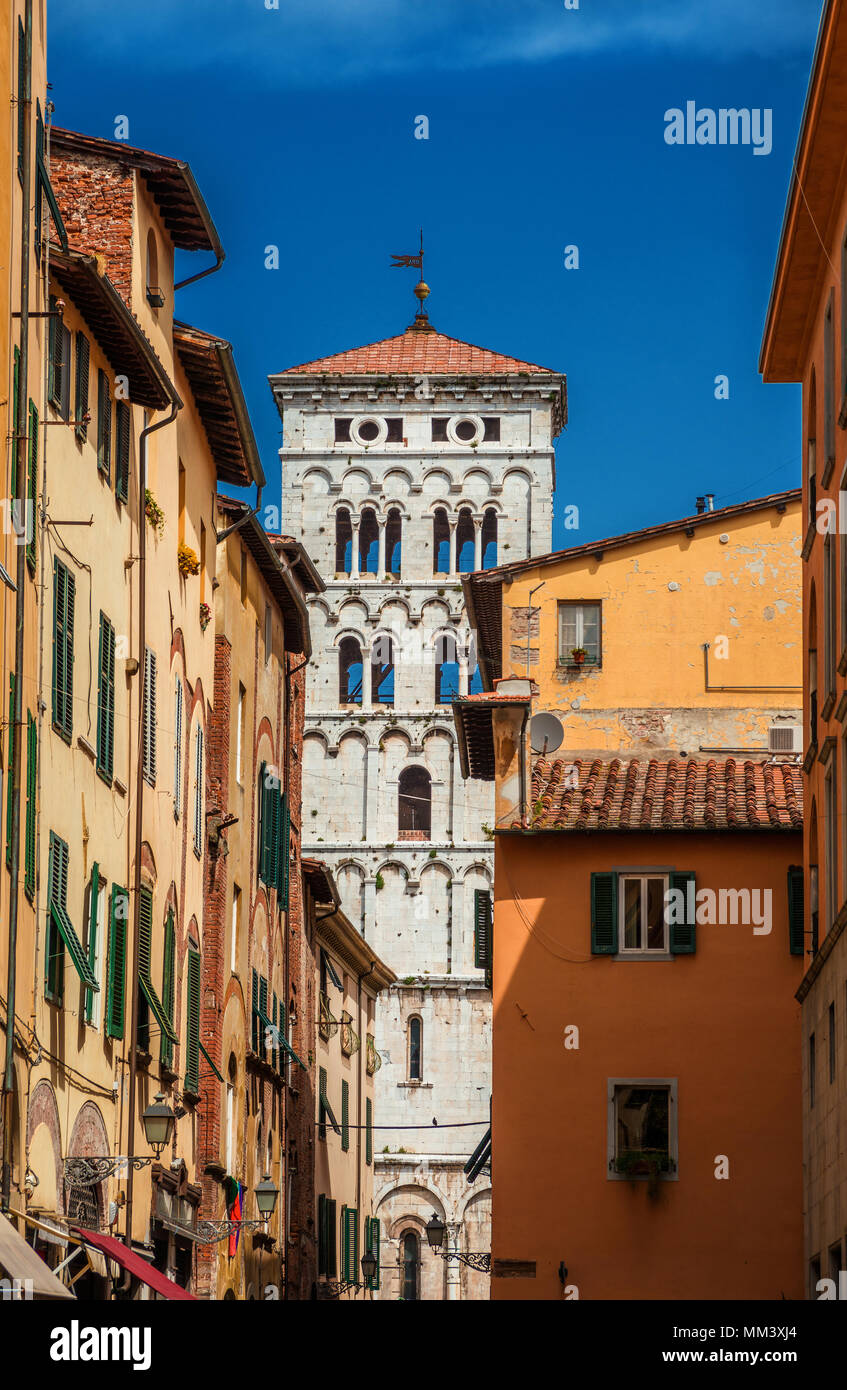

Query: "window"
<box><xmin>364</xmin><ymin>1215</ymin><xmax>380</xmax><ymax>1289</ymax></box>
<box><xmin>341</xmin><ymin>1206</ymin><xmax>359</xmax><ymax>1281</ymax></box>
<box><xmin>160</xmin><ymin>908</ymin><xmax>176</xmax><ymax>1067</ymax></box>
<box><xmin>386</xmin><ymin>507</ymin><xmax>402</xmax><ymax>576</ymax></box>
<box><xmin>225</xmin><ymin>1057</ymin><xmax>237</xmax><ymax>1173</ymax></box>
<box><xmin>257</xmin><ymin>761</ymin><xmax>287</xmax><ymax>892</ymax></box>
<box><xmin>185</xmin><ymin>945</ymin><xmax>201</xmax><ymax>1093</ymax></box>
<box><xmin>825</xmin><ymin>291</ymin><xmax>835</xmax><ymax>473</ymax></box>
<box><xmin>231</xmin><ymin>884</ymin><xmax>242</xmax><ymax>974</ymax></box>
<box><xmin>193</xmin><ymin>724</ymin><xmax>204</xmax><ymax>857</ymax></box>
<box><xmin>52</xmin><ymin>559</ymin><xmax>75</xmax><ymax>740</ymax></box>
<box><xmin>143</xmin><ymin>647</ymin><xmax>157</xmax><ymax>786</ymax></box>
<box><xmin>408</xmin><ymin>1016</ymin><xmax>422</xmax><ymax>1082</ymax></box>
<box><xmin>318</xmin><ymin>1066</ymin><xmax>340</xmax><ymax>1141</ymax></box>
<box><xmin>24</xmin><ymin>713</ymin><xmax>36</xmax><ymax>899</ymax></box>
<box><xmin>401</xmin><ymin>1231</ymin><xmax>419</xmax><ymax>1301</ymax></box>
<box><xmin>173</xmin><ymin>676</ymin><xmax>183</xmax><ymax>818</ymax></box>
<box><xmin>481</xmin><ymin>508</ymin><xmax>498</xmax><ymax>568</ymax></box>
<box><xmin>137</xmin><ymin>885</ymin><xmax>178</xmax><ymax>1056</ymax></box>
<box><xmin>559</xmin><ymin>601</ymin><xmax>601</xmax><ymax>666</ymax></box>
<box><xmin>74</xmin><ymin>334</ymin><xmax>90</xmax><ymax>441</ymax></box>
<box><xmin>788</xmin><ymin>865</ymin><xmax>805</xmax><ymax>955</ymax></box>
<box><xmin>318</xmin><ymin>1194</ymin><xmax>337</xmax><ymax>1278</ymax></box>
<box><xmin>829</xmin><ymin>1001</ymin><xmax>836</xmax><ymax>1085</ymax></box>
<box><xmin>809</xmin><ymin>1032</ymin><xmax>816</xmax><ymax>1108</ymax></box>
<box><xmin>366</xmin><ymin>1097</ymin><xmax>373</xmax><ymax>1165</ymax></box>
<box><xmin>435</xmin><ymin>632</ymin><xmax>459</xmax><ymax>704</ymax></box>
<box><xmin>474</xmin><ymin>889</ymin><xmax>492</xmax><ymax>977</ymax></box>
<box><xmin>433</xmin><ymin>508</ymin><xmax>450</xmax><ymax>574</ymax></box>
<box><xmin>431</xmin><ymin>416</ymin><xmax>499</xmax><ymax>442</ymax></box>
<box><xmin>591</xmin><ymin>872</ymin><xmax>695</xmax><ymax>955</ymax></box>
<box><xmin>371</xmin><ymin>633</ymin><xmax>394</xmax><ymax>705</ymax></box>
<box><xmin>96</xmin><ymin>614</ymin><xmax>115</xmax><ymax>782</ymax></box>
<box><xmin>341</xmin><ymin>1079</ymin><xmax>350</xmax><ymax>1152</ymax></box>
<box><xmin>335</xmin><ymin>508</ymin><xmax>352</xmax><ymax>574</ymax></box>
<box><xmin>115</xmin><ymin>401</ymin><xmax>130</xmax><ymax>503</ymax></box>
<box><xmin>824</xmin><ymin>534</ymin><xmax>836</xmax><ymax>697</ymax></box>
<box><xmin>359</xmin><ymin>508</ymin><xmax>379</xmax><ymax>574</ymax></box>
<box><xmin>106</xmin><ymin>886</ymin><xmax>128</xmax><ymax>1039</ymax></box>
<box><xmin>25</xmin><ymin>399</ymin><xmax>37</xmax><ymax>573</ymax></box>
<box><xmin>236</xmin><ymin>683</ymin><xmax>245</xmax><ymax>783</ymax></box>
<box><xmin>608</xmin><ymin>1080</ymin><xmax>677</xmax><ymax>1180</ymax></box>
<box><xmin>48</xmin><ymin>297</ymin><xmax>70</xmax><ymax>419</ymax></box>
<box><xmin>826</xmin><ymin>763</ymin><xmax>838</xmax><ymax>932</ymax></box>
<box><xmin>456</xmin><ymin>508</ymin><xmax>475</xmax><ymax>573</ymax></box>
<box><xmin>264</xmin><ymin>602</ymin><xmax>272</xmax><ymax>665</ymax></box>
<box><xmin>46</xmin><ymin>832</ymin><xmax>99</xmax><ymax>1006</ymax></box>
<box><xmin>339</xmin><ymin>637</ymin><xmax>363</xmax><ymax>704</ymax></box>
<box><xmin>96</xmin><ymin>369</ymin><xmax>111</xmax><ymax>479</ymax></box>
<box><xmin>84</xmin><ymin>864</ymin><xmax>105</xmax><ymax>1027</ymax></box>
<box><xmin>398</xmin><ymin>766</ymin><xmax>431</xmax><ymax>840</ymax></box>
<box><xmin>5</xmin><ymin>676</ymin><xmax>13</xmax><ymax>869</ymax></box>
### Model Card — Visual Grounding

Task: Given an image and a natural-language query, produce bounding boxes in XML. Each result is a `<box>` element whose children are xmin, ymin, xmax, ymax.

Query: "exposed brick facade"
<box><xmin>50</xmin><ymin>152</ymin><xmax>135</xmax><ymax>301</ymax></box>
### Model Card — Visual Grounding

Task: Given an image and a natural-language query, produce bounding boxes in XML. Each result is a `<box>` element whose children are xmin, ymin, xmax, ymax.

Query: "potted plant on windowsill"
<box><xmin>178</xmin><ymin>542</ymin><xmax>200</xmax><ymax>577</ymax></box>
<box><xmin>615</xmin><ymin>1149</ymin><xmax>670</xmax><ymax>1196</ymax></box>
<box><xmin>571</xmin><ymin>647</ymin><xmax>587</xmax><ymax>667</ymax></box>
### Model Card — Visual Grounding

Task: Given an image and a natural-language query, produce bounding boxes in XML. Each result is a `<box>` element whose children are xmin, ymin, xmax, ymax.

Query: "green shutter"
<box><xmin>47</xmin><ymin>832</ymin><xmax>98</xmax><ymax>992</ymax></box>
<box><xmin>97</xmin><ymin>369</ymin><xmax>111</xmax><ymax>479</ymax></box>
<box><xmin>185</xmin><ymin>946</ymin><xmax>201</xmax><ymax>1092</ymax></box>
<box><xmin>326</xmin><ymin>1198</ymin><xmax>337</xmax><ymax>1279</ymax></box>
<box><xmin>266</xmin><ymin>779</ymin><xmax>279</xmax><ymax>887</ymax></box>
<box><xmin>277</xmin><ymin>791</ymin><xmax>290</xmax><ymax>907</ymax></box>
<box><xmin>365</xmin><ymin>1097</ymin><xmax>372</xmax><ymax>1165</ymax></box>
<box><xmin>26</xmin><ymin>400</ymin><xmax>37</xmax><ymax>572</ymax></box>
<box><xmin>340</xmin><ymin>1207</ymin><xmax>348</xmax><ymax>1280</ymax></box>
<box><xmin>590</xmin><ymin>872</ymin><xmax>618</xmax><ymax>954</ymax></box>
<box><xmin>474</xmin><ymin>889</ymin><xmax>492</xmax><ymax>970</ymax></box>
<box><xmin>668</xmin><ymin>871</ymin><xmax>697</xmax><ymax>955</ymax></box>
<box><xmin>317</xmin><ymin>1193</ymin><xmax>327</xmax><ymax>1276</ymax></box>
<box><xmin>160</xmin><ymin>908</ymin><xmax>175</xmax><ymax>1066</ymax></box>
<box><xmin>48</xmin><ymin>296</ymin><xmax>62</xmax><ymax>410</ymax></box>
<box><xmin>343</xmin><ymin>1208</ymin><xmax>358</xmax><ymax>1283</ymax></box>
<box><xmin>251</xmin><ymin>969</ymin><xmax>260</xmax><ymax>1053</ymax></box>
<box><xmin>115</xmin><ymin>400</ymin><xmax>130</xmax><ymax>502</ymax></box>
<box><xmin>11</xmin><ymin>346</ymin><xmax>20</xmax><ymax>495</ymax></box>
<box><xmin>84</xmin><ymin>862</ymin><xmax>100</xmax><ymax>1023</ymax></box>
<box><xmin>52</xmin><ymin>559</ymin><xmax>75</xmax><ymax>740</ymax></box>
<box><xmin>96</xmin><ymin>614</ymin><xmax>115</xmax><ymax>781</ymax></box>
<box><xmin>788</xmin><ymin>866</ymin><xmax>805</xmax><ymax>956</ymax></box>
<box><xmin>259</xmin><ymin>976</ymin><xmax>269</xmax><ymax>1061</ymax></box>
<box><xmin>318</xmin><ymin>1064</ymin><xmax>327</xmax><ymax>1141</ymax></box>
<box><xmin>341</xmin><ymin>1079</ymin><xmax>349</xmax><ymax>1152</ymax></box>
<box><xmin>74</xmin><ymin>333</ymin><xmax>90</xmax><ymax>441</ymax></box>
<box><xmin>5</xmin><ymin>674</ymin><xmax>15</xmax><ymax>868</ymax></box>
<box><xmin>106</xmin><ymin>886</ymin><xmax>128</xmax><ymax>1039</ymax></box>
<box><xmin>138</xmin><ymin>885</ymin><xmax>178</xmax><ymax>1044</ymax></box>
<box><xmin>24</xmin><ymin>712</ymin><xmax>36</xmax><ymax>898</ymax></box>
<box><xmin>370</xmin><ymin>1218</ymin><xmax>380</xmax><ymax>1290</ymax></box>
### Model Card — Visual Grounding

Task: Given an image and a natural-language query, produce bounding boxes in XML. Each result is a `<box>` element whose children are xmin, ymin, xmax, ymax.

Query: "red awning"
<box><xmin>70</xmin><ymin>1227</ymin><xmax>197</xmax><ymax>1301</ymax></box>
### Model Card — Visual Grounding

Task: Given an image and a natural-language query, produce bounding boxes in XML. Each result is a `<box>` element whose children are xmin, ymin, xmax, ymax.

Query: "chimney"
<box><xmin>705</xmin><ymin>493</ymin><xmax>715</xmax><ymax>511</ymax></box>
<box><xmin>695</xmin><ymin>497</ymin><xmax>705</xmax><ymax>514</ymax></box>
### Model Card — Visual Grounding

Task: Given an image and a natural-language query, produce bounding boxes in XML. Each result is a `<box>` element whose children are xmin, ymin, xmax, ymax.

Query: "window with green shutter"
<box><xmin>590</xmin><ymin>872</ymin><xmax>618</xmax><ymax>954</ymax></box>
<box><xmin>341</xmin><ymin>1079</ymin><xmax>349</xmax><ymax>1152</ymax></box>
<box><xmin>96</xmin><ymin>613</ymin><xmax>115</xmax><ymax>782</ymax></box>
<box><xmin>366</xmin><ymin>1097</ymin><xmax>373</xmax><ymax>1165</ymax></box>
<box><xmin>26</xmin><ymin>400</ymin><xmax>37</xmax><ymax>573</ymax></box>
<box><xmin>185</xmin><ymin>945</ymin><xmax>201</xmax><ymax>1093</ymax></box>
<box><xmin>97</xmin><ymin>369</ymin><xmax>111</xmax><ymax>479</ymax></box>
<box><xmin>74</xmin><ymin>333</ymin><xmax>90</xmax><ymax>442</ymax></box>
<box><xmin>48</xmin><ymin>297</ymin><xmax>70</xmax><ymax>418</ymax></box>
<box><xmin>788</xmin><ymin>866</ymin><xmax>804</xmax><ymax>956</ymax></box>
<box><xmin>142</xmin><ymin>647</ymin><xmax>157</xmax><ymax>786</ymax></box>
<box><xmin>11</xmin><ymin>346</ymin><xmax>20</xmax><ymax>495</ymax></box>
<box><xmin>365</xmin><ymin>1216</ymin><xmax>380</xmax><ymax>1290</ymax></box>
<box><xmin>5</xmin><ymin>674</ymin><xmax>15</xmax><ymax>869</ymax></box>
<box><xmin>24</xmin><ymin>712</ymin><xmax>36</xmax><ymax>898</ymax></box>
<box><xmin>52</xmin><ymin>559</ymin><xmax>75</xmax><ymax>741</ymax></box>
<box><xmin>193</xmin><ymin>724</ymin><xmax>204</xmax><ymax>857</ymax></box>
<box><xmin>277</xmin><ymin>791</ymin><xmax>290</xmax><ymax>908</ymax></box>
<box><xmin>160</xmin><ymin>908</ymin><xmax>176</xmax><ymax>1067</ymax></box>
<box><xmin>259</xmin><ymin>976</ymin><xmax>269</xmax><ymax>1062</ymax></box>
<box><xmin>106</xmin><ymin>886</ymin><xmax>128</xmax><ymax>1039</ymax></box>
<box><xmin>84</xmin><ymin>863</ymin><xmax>100</xmax><ymax>1025</ymax></box>
<box><xmin>45</xmin><ymin>833</ymin><xmax>66</xmax><ymax>1003</ymax></box>
<box><xmin>137</xmin><ymin>884</ymin><xmax>178</xmax><ymax>1050</ymax></box>
<box><xmin>474</xmin><ymin>889</ymin><xmax>492</xmax><ymax>973</ymax></box>
<box><xmin>271</xmin><ymin>991</ymin><xmax>280</xmax><ymax>1070</ymax></box>
<box><xmin>115</xmin><ymin>400</ymin><xmax>130</xmax><ymax>502</ymax></box>
<box><xmin>46</xmin><ymin>832</ymin><xmax>99</xmax><ymax>1002</ymax></box>
<box><xmin>341</xmin><ymin>1206</ymin><xmax>358</xmax><ymax>1282</ymax></box>
<box><xmin>258</xmin><ymin>763</ymin><xmax>279</xmax><ymax>886</ymax></box>
<box><xmin>326</xmin><ymin>1198</ymin><xmax>337</xmax><ymax>1278</ymax></box>
<box><xmin>317</xmin><ymin>1193</ymin><xmax>327</xmax><ymax>1276</ymax></box>
<box><xmin>668</xmin><ymin>871</ymin><xmax>696</xmax><ymax>955</ymax></box>
<box><xmin>251</xmin><ymin>969</ymin><xmax>260</xmax><ymax>1054</ymax></box>
<box><xmin>318</xmin><ymin>1066</ymin><xmax>341</xmax><ymax>1141</ymax></box>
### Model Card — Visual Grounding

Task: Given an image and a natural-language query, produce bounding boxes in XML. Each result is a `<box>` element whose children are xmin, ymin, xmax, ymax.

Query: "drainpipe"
<box><xmin>356</xmin><ymin>962</ymin><xmax>373</xmax><ymax>1299</ymax></box>
<box><xmin>280</xmin><ymin>649</ymin><xmax>307</xmax><ymax>1297</ymax></box>
<box><xmin>123</xmin><ymin>398</ymin><xmax>181</xmax><ymax>1261</ymax></box>
<box><xmin>173</xmin><ymin>250</ymin><xmax>225</xmax><ymax>294</ymax></box>
<box><xmin>2</xmin><ymin>0</ymin><xmax>33</xmax><ymax>1215</ymax></box>
<box><xmin>518</xmin><ymin>706</ymin><xmax>530</xmax><ymax>829</ymax></box>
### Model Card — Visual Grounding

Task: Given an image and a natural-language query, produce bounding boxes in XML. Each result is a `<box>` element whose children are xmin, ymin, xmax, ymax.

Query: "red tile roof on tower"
<box><xmin>514</xmin><ymin>756</ymin><xmax>803</xmax><ymax>833</ymax></box>
<box><xmin>274</xmin><ymin>327</ymin><xmax>562</xmax><ymax>377</ymax></box>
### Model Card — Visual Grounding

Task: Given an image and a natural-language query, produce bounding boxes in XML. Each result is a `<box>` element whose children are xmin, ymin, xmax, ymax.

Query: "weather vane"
<box><xmin>390</xmin><ymin>230</ymin><xmax>433</xmax><ymax>331</ymax></box>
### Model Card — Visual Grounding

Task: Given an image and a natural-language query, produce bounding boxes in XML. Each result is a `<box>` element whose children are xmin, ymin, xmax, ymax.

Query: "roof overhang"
<box><xmin>216</xmin><ymin>498</ymin><xmax>311</xmax><ymax>656</ymax></box>
<box><xmin>315</xmin><ymin>905</ymin><xmax>397</xmax><ymax>991</ymax></box>
<box><xmin>50</xmin><ymin>248</ymin><xmax>178</xmax><ymax>410</ymax></box>
<box><xmin>268</xmin><ymin>535</ymin><xmax>325</xmax><ymax>595</ymax></box>
<box><xmin>453</xmin><ymin>687</ymin><xmax>532</xmax><ymax>780</ymax></box>
<box><xmin>175</xmin><ymin>323</ymin><xmax>265</xmax><ymax>488</ymax></box>
<box><xmin>302</xmin><ymin>858</ymin><xmax>340</xmax><ymax>908</ymax></box>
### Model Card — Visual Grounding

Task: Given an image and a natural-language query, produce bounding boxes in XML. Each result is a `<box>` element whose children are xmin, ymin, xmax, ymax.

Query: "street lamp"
<box><xmin>361</xmin><ymin>1247</ymin><xmax>377</xmax><ymax>1286</ymax></box>
<box><xmin>254</xmin><ymin>1174</ymin><xmax>279</xmax><ymax>1219</ymax></box>
<box><xmin>141</xmin><ymin>1093</ymin><xmax>176</xmax><ymax>1158</ymax></box>
<box><xmin>426</xmin><ymin>1213</ymin><xmax>446</xmax><ymax>1250</ymax></box>
<box><xmin>425</xmin><ymin>1211</ymin><xmax>490</xmax><ymax>1273</ymax></box>
<box><xmin>197</xmin><ymin>1175</ymin><xmax>280</xmax><ymax>1244</ymax></box>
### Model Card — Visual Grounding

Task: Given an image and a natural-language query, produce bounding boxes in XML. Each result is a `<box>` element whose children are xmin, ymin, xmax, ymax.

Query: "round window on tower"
<box><xmin>351</xmin><ymin>415</ymin><xmax>388</xmax><ymax>447</ymax></box>
<box><xmin>447</xmin><ymin>414</ymin><xmax>484</xmax><ymax>447</ymax></box>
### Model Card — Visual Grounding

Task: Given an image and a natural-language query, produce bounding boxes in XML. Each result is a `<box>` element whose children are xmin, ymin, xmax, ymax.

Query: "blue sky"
<box><xmin>48</xmin><ymin>0</ymin><xmax>821</xmax><ymax>548</ymax></box>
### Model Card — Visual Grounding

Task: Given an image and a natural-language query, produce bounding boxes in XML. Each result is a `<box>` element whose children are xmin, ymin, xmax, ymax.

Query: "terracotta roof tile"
<box><xmin>274</xmin><ymin>327</ymin><xmax>561</xmax><ymax>377</ymax></box>
<box><xmin>518</xmin><ymin>757</ymin><xmax>803</xmax><ymax>832</ymax></box>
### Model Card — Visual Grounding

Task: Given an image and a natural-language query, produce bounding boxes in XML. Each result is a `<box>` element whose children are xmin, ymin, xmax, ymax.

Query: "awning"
<box><xmin>0</xmin><ymin>1211</ymin><xmax>75</xmax><ymax>1299</ymax></box>
<box><xmin>70</xmin><ymin>1227</ymin><xmax>197</xmax><ymax>1300</ymax></box>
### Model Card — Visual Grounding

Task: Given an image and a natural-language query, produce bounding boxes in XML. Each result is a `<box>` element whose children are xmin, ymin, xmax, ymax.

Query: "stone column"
<box><xmin>363</xmin><ymin>876</ymin><xmax>377</xmax><ymax>940</ymax></box>
<box><xmin>364</xmin><ymin>743</ymin><xmax>380</xmax><ymax>839</ymax></box>
<box><xmin>451</xmin><ymin>876</ymin><xmax>466</xmax><ymax>973</ymax></box>
<box><xmin>448</xmin><ymin>521</ymin><xmax>457</xmax><ymax>576</ymax></box>
<box><xmin>473</xmin><ymin>517</ymin><xmax>483</xmax><ymax>571</ymax></box>
<box><xmin>378</xmin><ymin>520</ymin><xmax>386</xmax><ymax>577</ymax></box>
<box><xmin>361</xmin><ymin>646</ymin><xmax>372</xmax><ymax>711</ymax></box>
<box><xmin>351</xmin><ymin>519</ymin><xmax>361</xmax><ymax>579</ymax></box>
<box><xmin>445</xmin><ymin>1222</ymin><xmax>462</xmax><ymax>1301</ymax></box>
<box><xmin>458</xmin><ymin>656</ymin><xmax>469</xmax><ymax>697</ymax></box>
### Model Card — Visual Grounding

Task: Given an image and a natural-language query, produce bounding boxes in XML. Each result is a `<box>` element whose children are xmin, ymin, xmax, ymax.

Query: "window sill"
<box><xmin>612</xmin><ymin>951</ymin><xmax>674</xmax><ymax>962</ymax></box>
<box><xmin>801</xmin><ymin>522</ymin><xmax>816</xmax><ymax>561</ymax></box>
<box><xmin>96</xmin><ymin>767</ymin><xmax>113</xmax><ymax>789</ymax></box>
<box><xmin>821</xmin><ymin>691</ymin><xmax>836</xmax><ymax>721</ymax></box>
<box><xmin>397</xmin><ymin>1081</ymin><xmax>432</xmax><ymax>1089</ymax></box>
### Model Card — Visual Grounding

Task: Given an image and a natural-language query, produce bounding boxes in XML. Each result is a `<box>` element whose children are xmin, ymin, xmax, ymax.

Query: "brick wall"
<box><xmin>50</xmin><ymin>152</ymin><xmax>135</xmax><ymax>301</ymax></box>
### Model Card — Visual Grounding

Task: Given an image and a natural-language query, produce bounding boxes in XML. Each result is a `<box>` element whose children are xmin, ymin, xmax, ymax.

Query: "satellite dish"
<box><xmin>530</xmin><ymin>712</ymin><xmax>564</xmax><ymax>755</ymax></box>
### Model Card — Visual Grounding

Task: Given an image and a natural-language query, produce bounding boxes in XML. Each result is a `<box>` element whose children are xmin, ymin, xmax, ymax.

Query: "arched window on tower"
<box><xmin>338</xmin><ymin>637</ymin><xmax>363</xmax><ymax>704</ymax></box>
<box><xmin>398</xmin><ymin>766</ymin><xmax>431</xmax><ymax>840</ymax></box>
<box><xmin>401</xmin><ymin>1231</ymin><xmax>419</xmax><ymax>1301</ymax></box>
<box><xmin>371</xmin><ymin>633</ymin><xmax>394</xmax><ymax>705</ymax></box>
<box><xmin>457</xmin><ymin>508</ymin><xmax>475</xmax><ymax>572</ymax></box>
<box><xmin>435</xmin><ymin>632</ymin><xmax>459</xmax><ymax>704</ymax></box>
<box><xmin>359</xmin><ymin>507</ymin><xmax>379</xmax><ymax>575</ymax></box>
<box><xmin>386</xmin><ymin>507</ymin><xmax>402</xmax><ymax>577</ymax></box>
<box><xmin>407</xmin><ymin>1015</ymin><xmax>422</xmax><ymax>1081</ymax></box>
<box><xmin>433</xmin><ymin>507</ymin><xmax>450</xmax><ymax>574</ymax></box>
<box><xmin>481</xmin><ymin>508</ymin><xmax>498</xmax><ymax>568</ymax></box>
<box><xmin>335</xmin><ymin>508</ymin><xmax>352</xmax><ymax>574</ymax></box>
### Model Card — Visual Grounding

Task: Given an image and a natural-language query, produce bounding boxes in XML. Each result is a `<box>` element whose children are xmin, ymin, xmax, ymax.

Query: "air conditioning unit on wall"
<box><xmin>768</xmin><ymin>724</ymin><xmax>802</xmax><ymax>754</ymax></box>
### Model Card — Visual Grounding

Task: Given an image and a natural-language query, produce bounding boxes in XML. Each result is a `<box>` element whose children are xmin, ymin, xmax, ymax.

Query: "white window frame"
<box><xmin>236</xmin><ymin>682</ymin><xmax>245</xmax><ymax>785</ymax></box>
<box><xmin>193</xmin><ymin>723</ymin><xmax>204</xmax><ymax>858</ymax></box>
<box><xmin>231</xmin><ymin>883</ymin><xmax>241</xmax><ymax>975</ymax></box>
<box><xmin>143</xmin><ymin>646</ymin><xmax>157</xmax><ymax>786</ymax></box>
<box><xmin>173</xmin><ymin>675</ymin><xmax>183</xmax><ymax>820</ymax></box>
<box><xmin>225</xmin><ymin>1079</ymin><xmax>234</xmax><ymax>1175</ymax></box>
<box><xmin>558</xmin><ymin>601</ymin><xmax>601</xmax><ymax>665</ymax></box>
<box><xmin>607</xmin><ymin>1077</ymin><xmax>678</xmax><ymax>1182</ymax></box>
<box><xmin>85</xmin><ymin>875</ymin><xmax>107</xmax><ymax>1030</ymax></box>
<box><xmin>618</xmin><ymin>873</ymin><xmax>669</xmax><ymax>954</ymax></box>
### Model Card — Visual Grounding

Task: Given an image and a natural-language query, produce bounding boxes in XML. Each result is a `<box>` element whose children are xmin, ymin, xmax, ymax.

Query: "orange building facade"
<box><xmin>760</xmin><ymin>0</ymin><xmax>847</xmax><ymax>1294</ymax></box>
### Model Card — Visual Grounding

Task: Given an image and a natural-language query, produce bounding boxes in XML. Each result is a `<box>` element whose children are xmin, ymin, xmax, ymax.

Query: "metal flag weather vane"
<box><xmin>390</xmin><ymin>231</ymin><xmax>434</xmax><ymax>331</ymax></box>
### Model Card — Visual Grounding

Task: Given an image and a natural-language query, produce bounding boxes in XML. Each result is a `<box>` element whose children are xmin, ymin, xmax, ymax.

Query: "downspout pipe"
<box><xmin>123</xmin><ymin>396</ymin><xmax>181</xmax><ymax>1267</ymax></box>
<box><xmin>173</xmin><ymin>249</ymin><xmax>224</xmax><ymax>294</ymax></box>
<box><xmin>2</xmin><ymin>0</ymin><xmax>33</xmax><ymax>1215</ymax></box>
<box><xmin>356</xmin><ymin>962</ymin><xmax>375</xmax><ymax>1297</ymax></box>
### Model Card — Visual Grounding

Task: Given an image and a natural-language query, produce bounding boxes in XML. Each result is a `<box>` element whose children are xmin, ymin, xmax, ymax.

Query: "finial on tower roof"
<box><xmin>390</xmin><ymin>230</ymin><xmax>435</xmax><ymax>332</ymax></box>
